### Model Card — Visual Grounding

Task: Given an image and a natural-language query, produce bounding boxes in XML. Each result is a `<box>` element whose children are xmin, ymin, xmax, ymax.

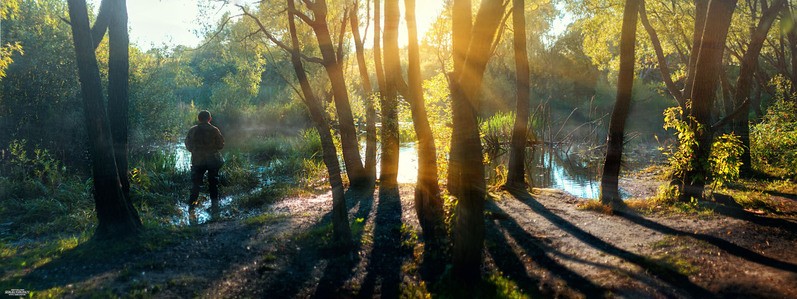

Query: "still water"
<box><xmin>171</xmin><ymin>141</ymin><xmax>616</xmax><ymax>225</ymax></box>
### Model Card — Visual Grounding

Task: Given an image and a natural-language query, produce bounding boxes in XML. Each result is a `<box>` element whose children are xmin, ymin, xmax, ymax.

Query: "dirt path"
<box><xmin>13</xmin><ymin>178</ymin><xmax>797</xmax><ymax>298</ymax></box>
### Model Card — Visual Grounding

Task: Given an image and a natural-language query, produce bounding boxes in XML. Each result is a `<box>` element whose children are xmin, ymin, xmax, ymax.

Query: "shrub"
<box><xmin>751</xmin><ymin>82</ymin><xmax>797</xmax><ymax>179</ymax></box>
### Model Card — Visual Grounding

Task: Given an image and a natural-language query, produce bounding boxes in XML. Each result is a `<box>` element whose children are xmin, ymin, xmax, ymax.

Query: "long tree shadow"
<box><xmin>17</xmin><ymin>223</ymin><xmax>258</xmax><ymax>295</ymax></box>
<box><xmin>484</xmin><ymin>201</ymin><xmax>603</xmax><ymax>298</ymax></box>
<box><xmin>507</xmin><ymin>189</ymin><xmax>715</xmax><ymax>298</ymax></box>
<box><xmin>613</xmin><ymin>209</ymin><xmax>797</xmax><ymax>273</ymax></box>
<box><xmin>313</xmin><ymin>186</ymin><xmax>376</xmax><ymax>296</ymax></box>
<box><xmin>356</xmin><ymin>186</ymin><xmax>409</xmax><ymax>299</ymax></box>
<box><xmin>706</xmin><ymin>194</ymin><xmax>797</xmax><ymax>232</ymax></box>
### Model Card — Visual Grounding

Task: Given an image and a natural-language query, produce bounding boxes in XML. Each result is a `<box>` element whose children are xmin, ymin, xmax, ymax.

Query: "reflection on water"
<box><xmin>487</xmin><ymin>146</ymin><xmax>605</xmax><ymax>199</ymax></box>
<box><xmin>361</xmin><ymin>141</ymin><xmax>419</xmax><ymax>184</ymax></box>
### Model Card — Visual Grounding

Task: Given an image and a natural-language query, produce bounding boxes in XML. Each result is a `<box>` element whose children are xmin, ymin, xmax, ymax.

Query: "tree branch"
<box><xmin>710</xmin><ymin>99</ymin><xmax>749</xmax><ymax>132</ymax></box>
<box><xmin>238</xmin><ymin>5</ymin><xmax>324</xmax><ymax>64</ymax></box>
<box><xmin>639</xmin><ymin>0</ymin><xmax>685</xmax><ymax>106</ymax></box>
<box><xmin>91</xmin><ymin>0</ymin><xmax>112</xmax><ymax>50</ymax></box>
<box><xmin>288</xmin><ymin>4</ymin><xmax>316</xmax><ymax>27</ymax></box>
<box><xmin>336</xmin><ymin>6</ymin><xmax>350</xmax><ymax>62</ymax></box>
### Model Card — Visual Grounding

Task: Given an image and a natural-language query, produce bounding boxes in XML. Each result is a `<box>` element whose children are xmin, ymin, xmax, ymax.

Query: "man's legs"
<box><xmin>190</xmin><ymin>165</ymin><xmax>208</xmax><ymax>206</ymax></box>
<box><xmin>208</xmin><ymin>167</ymin><xmax>220</xmax><ymax>202</ymax></box>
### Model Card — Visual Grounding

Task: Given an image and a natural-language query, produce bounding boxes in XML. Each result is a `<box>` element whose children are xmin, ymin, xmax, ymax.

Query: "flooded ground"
<box><xmin>170</xmin><ymin>141</ymin><xmax>642</xmax><ymax>226</ymax></box>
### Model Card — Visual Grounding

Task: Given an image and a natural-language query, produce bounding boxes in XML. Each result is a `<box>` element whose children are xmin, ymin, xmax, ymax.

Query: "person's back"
<box><xmin>185</xmin><ymin>110</ymin><xmax>224</xmax><ymax>210</ymax></box>
<box><xmin>185</xmin><ymin>122</ymin><xmax>224</xmax><ymax>166</ymax></box>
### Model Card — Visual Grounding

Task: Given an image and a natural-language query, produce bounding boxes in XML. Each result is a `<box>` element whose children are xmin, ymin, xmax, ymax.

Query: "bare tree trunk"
<box><xmin>405</xmin><ymin>0</ymin><xmax>444</xmax><ymax>243</ymax></box>
<box><xmin>450</xmin><ymin>0</ymin><xmax>505</xmax><ymax>283</ymax></box>
<box><xmin>107</xmin><ymin>0</ymin><xmax>135</xmax><ymax>216</ymax></box>
<box><xmin>447</xmin><ymin>0</ymin><xmax>473</xmax><ymax>198</ymax></box>
<box><xmin>67</xmin><ymin>0</ymin><xmax>141</xmax><ymax>239</ymax></box>
<box><xmin>373</xmin><ymin>0</ymin><xmax>387</xmax><ymax>96</ymax></box>
<box><xmin>505</xmin><ymin>0</ymin><xmax>531</xmax><ymax>189</ymax></box>
<box><xmin>287</xmin><ymin>0</ymin><xmax>352</xmax><ymax>248</ymax></box>
<box><xmin>684</xmin><ymin>0</ymin><xmax>709</xmax><ymax>98</ymax></box>
<box><xmin>380</xmin><ymin>0</ymin><xmax>400</xmax><ymax>189</ymax></box>
<box><xmin>681</xmin><ymin>0</ymin><xmax>737</xmax><ymax>201</ymax></box>
<box><xmin>350</xmin><ymin>2</ymin><xmax>377</xmax><ymax>182</ymax></box>
<box><xmin>600</xmin><ymin>0</ymin><xmax>640</xmax><ymax>208</ymax></box>
<box><xmin>639</xmin><ymin>0</ymin><xmax>685</xmax><ymax>107</ymax></box>
<box><xmin>301</xmin><ymin>0</ymin><xmax>367</xmax><ymax>187</ymax></box>
<box><xmin>732</xmin><ymin>0</ymin><xmax>786</xmax><ymax>175</ymax></box>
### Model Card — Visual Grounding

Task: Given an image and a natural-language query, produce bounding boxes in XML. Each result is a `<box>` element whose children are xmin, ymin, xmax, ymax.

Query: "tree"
<box><xmin>0</xmin><ymin>0</ymin><xmax>22</xmax><ymax>79</ymax></box>
<box><xmin>290</xmin><ymin>0</ymin><xmax>367</xmax><ymax>186</ymax></box>
<box><xmin>380</xmin><ymin>0</ymin><xmax>400</xmax><ymax>189</ymax></box>
<box><xmin>600</xmin><ymin>0</ymin><xmax>640</xmax><ymax>207</ymax></box>
<box><xmin>680</xmin><ymin>0</ymin><xmax>738</xmax><ymax>200</ymax></box>
<box><xmin>504</xmin><ymin>0</ymin><xmax>532</xmax><ymax>190</ymax></box>
<box><xmin>66</xmin><ymin>0</ymin><xmax>141</xmax><ymax>239</ymax></box>
<box><xmin>286</xmin><ymin>0</ymin><xmax>353</xmax><ymax>248</ymax></box>
<box><xmin>107</xmin><ymin>0</ymin><xmax>131</xmax><ymax>199</ymax></box>
<box><xmin>730</xmin><ymin>0</ymin><xmax>786</xmax><ymax>175</ymax></box>
<box><xmin>446</xmin><ymin>0</ymin><xmax>472</xmax><ymax>198</ymax></box>
<box><xmin>449</xmin><ymin>0</ymin><xmax>506</xmax><ymax>283</ymax></box>
<box><xmin>405</xmin><ymin>0</ymin><xmax>445</xmax><ymax>243</ymax></box>
<box><xmin>349</xmin><ymin>0</ymin><xmax>378</xmax><ymax>181</ymax></box>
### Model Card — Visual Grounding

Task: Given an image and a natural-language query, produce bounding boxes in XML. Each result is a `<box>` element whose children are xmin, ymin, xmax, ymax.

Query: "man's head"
<box><xmin>198</xmin><ymin>110</ymin><xmax>212</xmax><ymax>123</ymax></box>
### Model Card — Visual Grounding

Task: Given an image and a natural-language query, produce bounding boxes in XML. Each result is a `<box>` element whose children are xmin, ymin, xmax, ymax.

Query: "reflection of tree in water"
<box><xmin>489</xmin><ymin>146</ymin><xmax>602</xmax><ymax>198</ymax></box>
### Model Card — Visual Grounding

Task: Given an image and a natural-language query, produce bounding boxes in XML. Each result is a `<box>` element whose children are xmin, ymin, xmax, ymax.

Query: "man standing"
<box><xmin>185</xmin><ymin>110</ymin><xmax>225</xmax><ymax>209</ymax></box>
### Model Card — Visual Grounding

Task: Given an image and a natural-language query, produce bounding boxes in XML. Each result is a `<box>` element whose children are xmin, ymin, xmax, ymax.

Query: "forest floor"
<box><xmin>4</xmin><ymin>169</ymin><xmax>797</xmax><ymax>298</ymax></box>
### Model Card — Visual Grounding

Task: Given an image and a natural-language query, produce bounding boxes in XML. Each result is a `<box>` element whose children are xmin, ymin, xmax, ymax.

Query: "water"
<box><xmin>364</xmin><ymin>141</ymin><xmax>614</xmax><ymax>199</ymax></box>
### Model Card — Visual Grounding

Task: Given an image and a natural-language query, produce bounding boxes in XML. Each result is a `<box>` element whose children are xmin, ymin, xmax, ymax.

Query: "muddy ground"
<box><xmin>8</xmin><ymin>171</ymin><xmax>797</xmax><ymax>298</ymax></box>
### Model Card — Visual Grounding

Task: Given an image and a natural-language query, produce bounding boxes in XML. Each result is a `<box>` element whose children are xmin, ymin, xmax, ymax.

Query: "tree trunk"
<box><xmin>107</xmin><ymin>0</ymin><xmax>132</xmax><ymax>202</ymax></box>
<box><xmin>379</xmin><ymin>0</ymin><xmax>400</xmax><ymax>189</ymax></box>
<box><xmin>405</xmin><ymin>0</ymin><xmax>444</xmax><ymax>243</ymax></box>
<box><xmin>447</xmin><ymin>0</ymin><xmax>473</xmax><ymax>198</ymax></box>
<box><xmin>305</xmin><ymin>0</ymin><xmax>367</xmax><ymax>187</ymax></box>
<box><xmin>732</xmin><ymin>0</ymin><xmax>785</xmax><ymax>175</ymax></box>
<box><xmin>600</xmin><ymin>0</ymin><xmax>640</xmax><ymax>208</ymax></box>
<box><xmin>684</xmin><ymin>0</ymin><xmax>709</xmax><ymax>99</ymax></box>
<box><xmin>450</xmin><ymin>0</ymin><xmax>505</xmax><ymax>283</ymax></box>
<box><xmin>67</xmin><ymin>0</ymin><xmax>141</xmax><ymax>239</ymax></box>
<box><xmin>373</xmin><ymin>0</ymin><xmax>387</xmax><ymax>96</ymax></box>
<box><xmin>505</xmin><ymin>0</ymin><xmax>531</xmax><ymax>189</ymax></box>
<box><xmin>639</xmin><ymin>0</ymin><xmax>685</xmax><ymax>106</ymax></box>
<box><xmin>287</xmin><ymin>0</ymin><xmax>352</xmax><ymax>248</ymax></box>
<box><xmin>350</xmin><ymin>2</ymin><xmax>377</xmax><ymax>182</ymax></box>
<box><xmin>681</xmin><ymin>0</ymin><xmax>738</xmax><ymax>201</ymax></box>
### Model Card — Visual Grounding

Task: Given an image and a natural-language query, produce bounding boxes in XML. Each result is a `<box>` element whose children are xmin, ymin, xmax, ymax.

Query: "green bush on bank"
<box><xmin>751</xmin><ymin>77</ymin><xmax>797</xmax><ymax>179</ymax></box>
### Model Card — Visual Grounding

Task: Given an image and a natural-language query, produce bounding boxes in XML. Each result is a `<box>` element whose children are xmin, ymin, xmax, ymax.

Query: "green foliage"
<box><xmin>423</xmin><ymin>73</ymin><xmax>453</xmax><ymax>183</ymax></box>
<box><xmin>480</xmin><ymin>111</ymin><xmax>516</xmax><ymax>154</ymax></box>
<box><xmin>709</xmin><ymin>134</ymin><xmax>744</xmax><ymax>188</ymax></box>
<box><xmin>751</xmin><ymin>76</ymin><xmax>797</xmax><ymax>179</ymax></box>
<box><xmin>660</xmin><ymin>104</ymin><xmax>699</xmax><ymax>182</ymax></box>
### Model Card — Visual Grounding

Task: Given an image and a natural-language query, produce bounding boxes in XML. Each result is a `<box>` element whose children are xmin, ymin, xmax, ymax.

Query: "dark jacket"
<box><xmin>185</xmin><ymin>123</ymin><xmax>225</xmax><ymax>167</ymax></box>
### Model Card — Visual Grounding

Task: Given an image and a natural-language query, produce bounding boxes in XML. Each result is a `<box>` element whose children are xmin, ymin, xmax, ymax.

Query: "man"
<box><xmin>185</xmin><ymin>110</ymin><xmax>225</xmax><ymax>209</ymax></box>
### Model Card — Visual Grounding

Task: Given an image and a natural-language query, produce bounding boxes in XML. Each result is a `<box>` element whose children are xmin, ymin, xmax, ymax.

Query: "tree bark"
<box><xmin>67</xmin><ymin>0</ymin><xmax>141</xmax><ymax>239</ymax></box>
<box><xmin>600</xmin><ymin>0</ymin><xmax>640</xmax><ymax>208</ymax></box>
<box><xmin>684</xmin><ymin>0</ymin><xmax>709</xmax><ymax>99</ymax></box>
<box><xmin>380</xmin><ymin>0</ymin><xmax>400</xmax><ymax>189</ymax></box>
<box><xmin>405</xmin><ymin>0</ymin><xmax>444</xmax><ymax>243</ymax></box>
<box><xmin>505</xmin><ymin>0</ymin><xmax>531</xmax><ymax>190</ymax></box>
<box><xmin>373</xmin><ymin>0</ymin><xmax>387</xmax><ymax>96</ymax></box>
<box><xmin>681</xmin><ymin>0</ymin><xmax>738</xmax><ymax>201</ymax></box>
<box><xmin>639</xmin><ymin>0</ymin><xmax>686</xmax><ymax>107</ymax></box>
<box><xmin>450</xmin><ymin>0</ymin><xmax>504</xmax><ymax>283</ymax></box>
<box><xmin>108</xmin><ymin>0</ymin><xmax>132</xmax><ymax>201</ymax></box>
<box><xmin>350</xmin><ymin>2</ymin><xmax>377</xmax><ymax>182</ymax></box>
<box><xmin>302</xmin><ymin>0</ymin><xmax>367</xmax><ymax>187</ymax></box>
<box><xmin>731</xmin><ymin>0</ymin><xmax>786</xmax><ymax>175</ymax></box>
<box><xmin>287</xmin><ymin>0</ymin><xmax>352</xmax><ymax>248</ymax></box>
<box><xmin>447</xmin><ymin>0</ymin><xmax>473</xmax><ymax>198</ymax></box>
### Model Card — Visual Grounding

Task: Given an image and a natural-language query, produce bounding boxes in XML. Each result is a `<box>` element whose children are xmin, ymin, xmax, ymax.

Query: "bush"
<box><xmin>751</xmin><ymin>87</ymin><xmax>797</xmax><ymax>179</ymax></box>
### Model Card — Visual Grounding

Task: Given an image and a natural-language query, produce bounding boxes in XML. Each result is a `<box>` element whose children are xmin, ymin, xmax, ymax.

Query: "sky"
<box><xmin>89</xmin><ymin>0</ymin><xmax>447</xmax><ymax>51</ymax></box>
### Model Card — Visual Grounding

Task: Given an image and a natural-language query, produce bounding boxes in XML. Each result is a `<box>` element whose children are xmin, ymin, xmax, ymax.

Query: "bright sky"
<box><xmin>89</xmin><ymin>0</ymin><xmax>446</xmax><ymax>51</ymax></box>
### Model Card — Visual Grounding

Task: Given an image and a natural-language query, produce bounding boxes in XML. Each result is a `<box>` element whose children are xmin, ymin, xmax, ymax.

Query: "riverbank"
<box><xmin>2</xmin><ymin>169</ymin><xmax>796</xmax><ymax>298</ymax></box>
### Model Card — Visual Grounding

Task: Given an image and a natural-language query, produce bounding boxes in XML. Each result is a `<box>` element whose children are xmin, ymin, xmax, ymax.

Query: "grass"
<box><xmin>576</xmin><ymin>199</ymin><xmax>614</xmax><ymax>214</ymax></box>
